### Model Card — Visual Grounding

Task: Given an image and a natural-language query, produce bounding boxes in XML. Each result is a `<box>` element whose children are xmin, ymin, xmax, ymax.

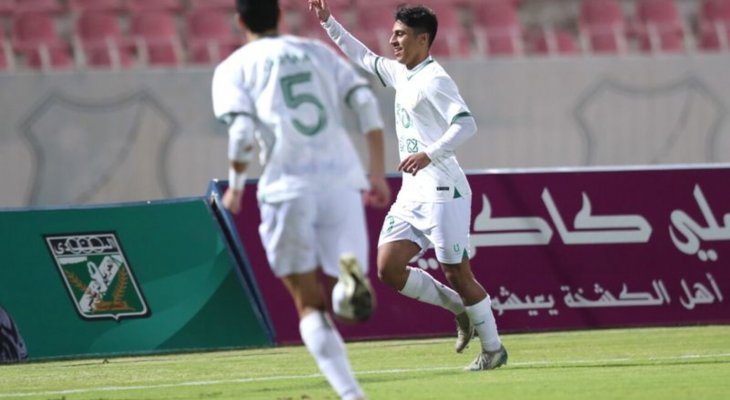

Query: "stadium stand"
<box><xmin>13</xmin><ymin>0</ymin><xmax>63</xmax><ymax>14</ymax></box>
<box><xmin>0</xmin><ymin>27</ymin><xmax>9</xmax><ymax>70</ymax></box>
<box><xmin>0</xmin><ymin>0</ymin><xmax>14</xmax><ymax>16</ymax></box>
<box><xmin>75</xmin><ymin>11</ymin><xmax>134</xmax><ymax>68</ymax></box>
<box><xmin>11</xmin><ymin>11</ymin><xmax>72</xmax><ymax>69</ymax></box>
<box><xmin>635</xmin><ymin>0</ymin><xmax>685</xmax><ymax>52</ymax></box>
<box><xmin>698</xmin><ymin>0</ymin><xmax>730</xmax><ymax>50</ymax></box>
<box><xmin>473</xmin><ymin>0</ymin><xmax>524</xmax><ymax>56</ymax></box>
<box><xmin>126</xmin><ymin>0</ymin><xmax>184</xmax><ymax>14</ymax></box>
<box><xmin>578</xmin><ymin>0</ymin><xmax>628</xmax><ymax>54</ymax></box>
<box><xmin>129</xmin><ymin>11</ymin><xmax>183</xmax><ymax>66</ymax></box>
<box><xmin>186</xmin><ymin>8</ymin><xmax>241</xmax><ymax>64</ymax></box>
<box><xmin>68</xmin><ymin>0</ymin><xmax>125</xmax><ymax>13</ymax></box>
<box><xmin>530</xmin><ymin>29</ymin><xmax>580</xmax><ymax>55</ymax></box>
<box><xmin>0</xmin><ymin>0</ymin><xmax>727</xmax><ymax>70</ymax></box>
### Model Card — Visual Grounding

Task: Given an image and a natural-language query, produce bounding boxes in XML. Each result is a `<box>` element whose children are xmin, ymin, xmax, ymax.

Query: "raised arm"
<box><xmin>308</xmin><ymin>0</ymin><xmax>379</xmax><ymax>76</ymax></box>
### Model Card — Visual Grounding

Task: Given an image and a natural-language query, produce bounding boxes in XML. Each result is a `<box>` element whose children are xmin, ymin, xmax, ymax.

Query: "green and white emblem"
<box><xmin>45</xmin><ymin>233</ymin><xmax>149</xmax><ymax>321</ymax></box>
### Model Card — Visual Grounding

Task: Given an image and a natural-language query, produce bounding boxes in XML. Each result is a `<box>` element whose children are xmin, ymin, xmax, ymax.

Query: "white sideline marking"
<box><xmin>2</xmin><ymin>352</ymin><xmax>730</xmax><ymax>398</ymax></box>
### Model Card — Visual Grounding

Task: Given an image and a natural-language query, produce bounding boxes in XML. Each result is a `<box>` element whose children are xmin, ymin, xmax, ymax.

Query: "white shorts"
<box><xmin>378</xmin><ymin>196</ymin><xmax>472</xmax><ymax>264</ymax></box>
<box><xmin>258</xmin><ymin>187</ymin><xmax>368</xmax><ymax>278</ymax></box>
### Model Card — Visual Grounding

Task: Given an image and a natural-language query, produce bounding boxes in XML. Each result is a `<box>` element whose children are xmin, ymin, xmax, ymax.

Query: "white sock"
<box><xmin>466</xmin><ymin>296</ymin><xmax>502</xmax><ymax>352</ymax></box>
<box><xmin>299</xmin><ymin>311</ymin><xmax>365</xmax><ymax>400</ymax></box>
<box><xmin>399</xmin><ymin>267</ymin><xmax>464</xmax><ymax>315</ymax></box>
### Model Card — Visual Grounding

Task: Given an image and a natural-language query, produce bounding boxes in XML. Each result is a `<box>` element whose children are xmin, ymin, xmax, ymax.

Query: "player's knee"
<box><xmin>377</xmin><ymin>262</ymin><xmax>407</xmax><ymax>290</ymax></box>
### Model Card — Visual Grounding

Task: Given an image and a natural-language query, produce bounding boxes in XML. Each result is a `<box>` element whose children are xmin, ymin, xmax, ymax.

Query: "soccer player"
<box><xmin>308</xmin><ymin>0</ymin><xmax>508</xmax><ymax>371</ymax></box>
<box><xmin>212</xmin><ymin>1</ymin><xmax>391</xmax><ymax>398</ymax></box>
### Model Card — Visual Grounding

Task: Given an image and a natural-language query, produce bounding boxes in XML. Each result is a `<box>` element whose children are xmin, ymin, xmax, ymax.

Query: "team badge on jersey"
<box><xmin>45</xmin><ymin>233</ymin><xmax>149</xmax><ymax>321</ymax></box>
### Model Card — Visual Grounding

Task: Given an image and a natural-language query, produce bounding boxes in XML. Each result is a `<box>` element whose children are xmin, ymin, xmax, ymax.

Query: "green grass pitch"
<box><xmin>1</xmin><ymin>325</ymin><xmax>729</xmax><ymax>399</ymax></box>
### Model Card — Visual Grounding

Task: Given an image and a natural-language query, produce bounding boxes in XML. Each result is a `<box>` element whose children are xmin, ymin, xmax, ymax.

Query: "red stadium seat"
<box><xmin>698</xmin><ymin>0</ymin><xmax>730</xmax><ymax>51</ymax></box>
<box><xmin>12</xmin><ymin>11</ymin><xmax>73</xmax><ymax>69</ymax></box>
<box><xmin>578</xmin><ymin>0</ymin><xmax>628</xmax><ymax>54</ymax></box>
<box><xmin>634</xmin><ymin>0</ymin><xmax>685</xmax><ymax>53</ymax></box>
<box><xmin>701</xmin><ymin>0</ymin><xmax>730</xmax><ymax>20</ymax></box>
<box><xmin>0</xmin><ymin>28</ymin><xmax>10</xmax><ymax>70</ymax></box>
<box><xmin>188</xmin><ymin>0</ymin><xmax>234</xmax><ymax>11</ymax></box>
<box><xmin>68</xmin><ymin>0</ymin><xmax>124</xmax><ymax>13</ymax></box>
<box><xmin>186</xmin><ymin>9</ymin><xmax>242</xmax><ymax>64</ymax></box>
<box><xmin>0</xmin><ymin>0</ymin><xmax>15</xmax><ymax>16</ymax></box>
<box><xmin>530</xmin><ymin>29</ymin><xmax>579</xmax><ymax>55</ymax></box>
<box><xmin>15</xmin><ymin>0</ymin><xmax>63</xmax><ymax>14</ymax></box>
<box><xmin>430</xmin><ymin>29</ymin><xmax>472</xmax><ymax>58</ymax></box>
<box><xmin>76</xmin><ymin>11</ymin><xmax>134</xmax><ymax>68</ymax></box>
<box><xmin>473</xmin><ymin>0</ymin><xmax>524</xmax><ymax>56</ymax></box>
<box><xmin>356</xmin><ymin>2</ymin><xmax>397</xmax><ymax>32</ymax></box>
<box><xmin>126</xmin><ymin>0</ymin><xmax>183</xmax><ymax>13</ymax></box>
<box><xmin>130</xmin><ymin>11</ymin><xmax>183</xmax><ymax>66</ymax></box>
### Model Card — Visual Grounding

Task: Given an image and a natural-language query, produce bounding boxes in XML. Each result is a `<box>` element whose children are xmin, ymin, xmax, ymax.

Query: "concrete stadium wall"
<box><xmin>1</xmin><ymin>54</ymin><xmax>730</xmax><ymax>207</ymax></box>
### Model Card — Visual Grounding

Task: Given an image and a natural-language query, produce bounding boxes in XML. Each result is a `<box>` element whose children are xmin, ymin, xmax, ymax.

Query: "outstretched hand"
<box><xmin>308</xmin><ymin>0</ymin><xmax>331</xmax><ymax>22</ymax></box>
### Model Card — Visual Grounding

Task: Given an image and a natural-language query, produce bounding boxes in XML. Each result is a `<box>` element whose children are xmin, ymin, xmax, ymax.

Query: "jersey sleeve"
<box><xmin>211</xmin><ymin>59</ymin><xmax>255</xmax><ymax>125</ymax></box>
<box><xmin>425</xmin><ymin>75</ymin><xmax>471</xmax><ymax>125</ymax></box>
<box><xmin>321</xmin><ymin>15</ymin><xmax>400</xmax><ymax>88</ymax></box>
<box><xmin>422</xmin><ymin>76</ymin><xmax>475</xmax><ymax>161</ymax></box>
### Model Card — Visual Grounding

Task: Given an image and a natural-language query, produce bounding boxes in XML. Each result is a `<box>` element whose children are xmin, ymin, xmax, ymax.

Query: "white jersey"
<box><xmin>321</xmin><ymin>17</ymin><xmax>473</xmax><ymax>203</ymax></box>
<box><xmin>212</xmin><ymin>35</ymin><xmax>370</xmax><ymax>203</ymax></box>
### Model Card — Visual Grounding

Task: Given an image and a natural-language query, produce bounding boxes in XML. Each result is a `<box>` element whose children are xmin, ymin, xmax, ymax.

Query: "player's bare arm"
<box><xmin>364</xmin><ymin>129</ymin><xmax>391</xmax><ymax>208</ymax></box>
<box><xmin>223</xmin><ymin>161</ymin><xmax>247</xmax><ymax>215</ymax></box>
<box><xmin>308</xmin><ymin>0</ymin><xmax>331</xmax><ymax>22</ymax></box>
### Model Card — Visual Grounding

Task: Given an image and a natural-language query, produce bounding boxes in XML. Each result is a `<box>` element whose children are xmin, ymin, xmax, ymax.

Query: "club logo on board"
<box><xmin>45</xmin><ymin>233</ymin><xmax>149</xmax><ymax>321</ymax></box>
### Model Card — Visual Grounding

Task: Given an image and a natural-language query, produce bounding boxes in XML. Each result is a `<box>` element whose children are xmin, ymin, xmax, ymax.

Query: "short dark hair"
<box><xmin>395</xmin><ymin>5</ymin><xmax>438</xmax><ymax>48</ymax></box>
<box><xmin>236</xmin><ymin>0</ymin><xmax>280</xmax><ymax>34</ymax></box>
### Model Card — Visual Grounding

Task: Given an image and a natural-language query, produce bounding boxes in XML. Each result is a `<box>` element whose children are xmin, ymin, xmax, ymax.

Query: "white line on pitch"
<box><xmin>2</xmin><ymin>353</ymin><xmax>729</xmax><ymax>398</ymax></box>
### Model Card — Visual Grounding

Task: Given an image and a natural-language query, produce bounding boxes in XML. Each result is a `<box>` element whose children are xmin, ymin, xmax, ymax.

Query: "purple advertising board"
<box><xmin>230</xmin><ymin>165</ymin><xmax>730</xmax><ymax>344</ymax></box>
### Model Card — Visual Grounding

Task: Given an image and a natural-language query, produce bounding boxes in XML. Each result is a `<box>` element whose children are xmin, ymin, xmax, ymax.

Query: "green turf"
<box><xmin>1</xmin><ymin>325</ymin><xmax>729</xmax><ymax>400</ymax></box>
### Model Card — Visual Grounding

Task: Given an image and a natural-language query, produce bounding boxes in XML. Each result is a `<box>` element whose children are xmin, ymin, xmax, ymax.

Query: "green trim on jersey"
<box><xmin>450</xmin><ymin>111</ymin><xmax>472</xmax><ymax>125</ymax></box>
<box><xmin>374</xmin><ymin>57</ymin><xmax>387</xmax><ymax>87</ymax></box>
<box><xmin>406</xmin><ymin>58</ymin><xmax>435</xmax><ymax>80</ymax></box>
<box><xmin>217</xmin><ymin>111</ymin><xmax>255</xmax><ymax>126</ymax></box>
<box><xmin>454</xmin><ymin>187</ymin><xmax>462</xmax><ymax>199</ymax></box>
<box><xmin>344</xmin><ymin>84</ymin><xmax>370</xmax><ymax>108</ymax></box>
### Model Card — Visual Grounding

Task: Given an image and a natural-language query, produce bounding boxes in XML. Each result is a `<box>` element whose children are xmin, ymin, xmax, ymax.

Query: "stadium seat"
<box><xmin>14</xmin><ymin>0</ymin><xmax>63</xmax><ymax>14</ymax></box>
<box><xmin>186</xmin><ymin>9</ymin><xmax>241</xmax><ymax>64</ymax></box>
<box><xmin>0</xmin><ymin>0</ymin><xmax>15</xmax><ymax>16</ymax></box>
<box><xmin>430</xmin><ymin>29</ymin><xmax>472</xmax><ymax>58</ymax></box>
<box><xmin>130</xmin><ymin>11</ymin><xmax>183</xmax><ymax>66</ymax></box>
<box><xmin>698</xmin><ymin>0</ymin><xmax>730</xmax><ymax>51</ymax></box>
<box><xmin>578</xmin><ymin>0</ymin><xmax>628</xmax><ymax>54</ymax></box>
<box><xmin>356</xmin><ymin>2</ymin><xmax>397</xmax><ymax>32</ymax></box>
<box><xmin>530</xmin><ymin>29</ymin><xmax>579</xmax><ymax>55</ymax></box>
<box><xmin>428</xmin><ymin>1</ymin><xmax>465</xmax><ymax>31</ymax></box>
<box><xmin>68</xmin><ymin>0</ymin><xmax>124</xmax><ymax>13</ymax></box>
<box><xmin>188</xmin><ymin>0</ymin><xmax>234</xmax><ymax>11</ymax></box>
<box><xmin>126</xmin><ymin>0</ymin><xmax>184</xmax><ymax>14</ymax></box>
<box><xmin>75</xmin><ymin>11</ymin><xmax>134</xmax><ymax>68</ymax></box>
<box><xmin>634</xmin><ymin>0</ymin><xmax>685</xmax><ymax>53</ymax></box>
<box><xmin>0</xmin><ymin>29</ymin><xmax>10</xmax><ymax>70</ymax></box>
<box><xmin>702</xmin><ymin>0</ymin><xmax>730</xmax><ymax>20</ymax></box>
<box><xmin>472</xmin><ymin>0</ymin><xmax>524</xmax><ymax>56</ymax></box>
<box><xmin>12</xmin><ymin>11</ymin><xmax>73</xmax><ymax>69</ymax></box>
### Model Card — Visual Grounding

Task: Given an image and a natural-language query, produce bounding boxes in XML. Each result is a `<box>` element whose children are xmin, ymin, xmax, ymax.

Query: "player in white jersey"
<box><xmin>212</xmin><ymin>1</ymin><xmax>391</xmax><ymax>399</ymax></box>
<box><xmin>309</xmin><ymin>1</ymin><xmax>508</xmax><ymax>371</ymax></box>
